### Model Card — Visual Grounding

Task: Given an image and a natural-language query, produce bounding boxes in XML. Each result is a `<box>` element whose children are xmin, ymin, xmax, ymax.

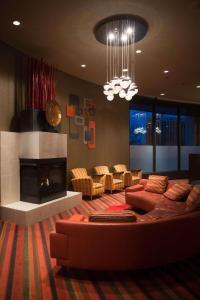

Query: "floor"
<box><xmin>0</xmin><ymin>191</ymin><xmax>200</xmax><ymax>300</ymax></box>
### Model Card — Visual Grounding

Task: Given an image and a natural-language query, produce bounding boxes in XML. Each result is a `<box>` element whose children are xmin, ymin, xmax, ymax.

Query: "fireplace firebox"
<box><xmin>20</xmin><ymin>158</ymin><xmax>67</xmax><ymax>204</ymax></box>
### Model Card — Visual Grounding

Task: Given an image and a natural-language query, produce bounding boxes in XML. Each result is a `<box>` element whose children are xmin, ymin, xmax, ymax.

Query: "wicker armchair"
<box><xmin>70</xmin><ymin>168</ymin><xmax>105</xmax><ymax>200</ymax></box>
<box><xmin>93</xmin><ymin>165</ymin><xmax>124</xmax><ymax>193</ymax></box>
<box><xmin>113</xmin><ymin>164</ymin><xmax>142</xmax><ymax>187</ymax></box>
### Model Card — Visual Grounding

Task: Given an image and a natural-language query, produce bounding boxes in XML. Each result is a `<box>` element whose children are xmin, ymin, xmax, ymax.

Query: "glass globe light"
<box><xmin>107</xmin><ymin>88</ymin><xmax>114</xmax><ymax>96</ymax></box>
<box><xmin>107</xmin><ymin>94</ymin><xmax>114</xmax><ymax>101</ymax></box>
<box><xmin>129</xmin><ymin>88</ymin><xmax>138</xmax><ymax>97</ymax></box>
<box><xmin>113</xmin><ymin>83</ymin><xmax>121</xmax><ymax>94</ymax></box>
<box><xmin>125</xmin><ymin>94</ymin><xmax>132</xmax><ymax>101</ymax></box>
<box><xmin>129</xmin><ymin>82</ymin><xmax>137</xmax><ymax>89</ymax></box>
<box><xmin>103</xmin><ymin>90</ymin><xmax>109</xmax><ymax>96</ymax></box>
<box><xmin>103</xmin><ymin>82</ymin><xmax>110</xmax><ymax>90</ymax></box>
<box><xmin>121</xmin><ymin>78</ymin><xmax>131</xmax><ymax>89</ymax></box>
<box><xmin>119</xmin><ymin>89</ymin><xmax>126</xmax><ymax>98</ymax></box>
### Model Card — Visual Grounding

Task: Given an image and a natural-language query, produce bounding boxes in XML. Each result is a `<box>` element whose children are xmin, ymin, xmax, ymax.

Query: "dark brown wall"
<box><xmin>0</xmin><ymin>41</ymin><xmax>130</xmax><ymax>175</ymax></box>
<box><xmin>0</xmin><ymin>42</ymin><xmax>15</xmax><ymax>130</ymax></box>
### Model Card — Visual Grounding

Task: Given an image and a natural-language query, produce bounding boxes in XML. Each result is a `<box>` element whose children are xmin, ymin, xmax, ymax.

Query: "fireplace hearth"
<box><xmin>20</xmin><ymin>158</ymin><xmax>67</xmax><ymax>204</ymax></box>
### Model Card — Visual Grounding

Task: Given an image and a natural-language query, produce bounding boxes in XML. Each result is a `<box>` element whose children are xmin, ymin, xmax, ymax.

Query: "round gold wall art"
<box><xmin>45</xmin><ymin>100</ymin><xmax>62</xmax><ymax>127</ymax></box>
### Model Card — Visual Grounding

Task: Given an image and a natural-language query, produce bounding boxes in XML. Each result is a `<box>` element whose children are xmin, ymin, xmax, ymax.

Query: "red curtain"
<box><xmin>26</xmin><ymin>58</ymin><xmax>56</xmax><ymax>110</ymax></box>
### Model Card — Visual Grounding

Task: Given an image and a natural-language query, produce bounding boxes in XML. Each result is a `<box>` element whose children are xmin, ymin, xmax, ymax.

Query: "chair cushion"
<box><xmin>145</xmin><ymin>175</ymin><xmax>168</xmax><ymax>194</ymax></box>
<box><xmin>186</xmin><ymin>185</ymin><xmax>200</xmax><ymax>212</ymax></box>
<box><xmin>113</xmin><ymin>178</ymin><xmax>123</xmax><ymax>184</ymax></box>
<box><xmin>164</xmin><ymin>183</ymin><xmax>191</xmax><ymax>201</ymax></box>
<box><xmin>93</xmin><ymin>182</ymin><xmax>103</xmax><ymax>189</ymax></box>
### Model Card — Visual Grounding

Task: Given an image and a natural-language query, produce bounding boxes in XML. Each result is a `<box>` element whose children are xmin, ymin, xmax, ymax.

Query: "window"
<box><xmin>180</xmin><ymin>114</ymin><xmax>200</xmax><ymax>170</ymax></box>
<box><xmin>130</xmin><ymin>110</ymin><xmax>152</xmax><ymax>145</ymax></box>
<box><xmin>180</xmin><ymin>115</ymin><xmax>198</xmax><ymax>146</ymax></box>
<box><xmin>129</xmin><ymin>97</ymin><xmax>200</xmax><ymax>173</ymax></box>
<box><xmin>155</xmin><ymin>105</ymin><xmax>178</xmax><ymax>146</ymax></box>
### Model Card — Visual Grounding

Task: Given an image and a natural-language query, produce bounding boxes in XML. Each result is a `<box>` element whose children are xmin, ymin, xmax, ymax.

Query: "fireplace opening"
<box><xmin>20</xmin><ymin>158</ymin><xmax>67</xmax><ymax>204</ymax></box>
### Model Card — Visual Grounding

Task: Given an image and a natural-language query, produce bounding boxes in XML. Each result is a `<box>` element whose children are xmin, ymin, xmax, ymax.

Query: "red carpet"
<box><xmin>0</xmin><ymin>191</ymin><xmax>200</xmax><ymax>300</ymax></box>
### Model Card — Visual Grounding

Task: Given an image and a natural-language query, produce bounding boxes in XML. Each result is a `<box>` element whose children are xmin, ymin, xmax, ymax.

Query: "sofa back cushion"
<box><xmin>186</xmin><ymin>185</ymin><xmax>200</xmax><ymax>212</ymax></box>
<box><xmin>144</xmin><ymin>175</ymin><xmax>168</xmax><ymax>194</ymax></box>
<box><xmin>164</xmin><ymin>183</ymin><xmax>192</xmax><ymax>201</ymax></box>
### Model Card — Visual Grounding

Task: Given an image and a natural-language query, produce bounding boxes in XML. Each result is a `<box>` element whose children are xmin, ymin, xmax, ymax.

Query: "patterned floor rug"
<box><xmin>0</xmin><ymin>191</ymin><xmax>200</xmax><ymax>300</ymax></box>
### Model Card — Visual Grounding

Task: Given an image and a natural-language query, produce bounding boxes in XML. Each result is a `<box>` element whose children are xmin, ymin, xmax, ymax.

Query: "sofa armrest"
<box><xmin>50</xmin><ymin>232</ymin><xmax>68</xmax><ymax>260</ymax></box>
<box><xmin>105</xmin><ymin>173</ymin><xmax>114</xmax><ymax>189</ymax></box>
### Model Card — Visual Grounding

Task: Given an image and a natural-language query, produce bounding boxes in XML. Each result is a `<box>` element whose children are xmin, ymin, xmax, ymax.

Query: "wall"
<box><xmin>0</xmin><ymin>41</ymin><xmax>130</xmax><ymax>177</ymax></box>
<box><xmin>0</xmin><ymin>42</ymin><xmax>15</xmax><ymax>130</ymax></box>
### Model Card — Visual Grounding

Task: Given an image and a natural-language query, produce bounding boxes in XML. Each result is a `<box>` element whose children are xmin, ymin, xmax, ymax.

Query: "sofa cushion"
<box><xmin>113</xmin><ymin>178</ymin><xmax>123</xmax><ymax>184</ymax></box>
<box><xmin>164</xmin><ymin>183</ymin><xmax>191</xmax><ymax>201</ymax></box>
<box><xmin>167</xmin><ymin>179</ymin><xmax>189</xmax><ymax>190</ymax></box>
<box><xmin>93</xmin><ymin>182</ymin><xmax>103</xmax><ymax>189</ymax></box>
<box><xmin>126</xmin><ymin>191</ymin><xmax>163</xmax><ymax>212</ymax></box>
<box><xmin>144</xmin><ymin>175</ymin><xmax>168</xmax><ymax>194</ymax></box>
<box><xmin>186</xmin><ymin>185</ymin><xmax>200</xmax><ymax>212</ymax></box>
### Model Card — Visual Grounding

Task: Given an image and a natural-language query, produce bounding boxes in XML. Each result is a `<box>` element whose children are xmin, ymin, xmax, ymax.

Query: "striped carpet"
<box><xmin>0</xmin><ymin>191</ymin><xmax>200</xmax><ymax>300</ymax></box>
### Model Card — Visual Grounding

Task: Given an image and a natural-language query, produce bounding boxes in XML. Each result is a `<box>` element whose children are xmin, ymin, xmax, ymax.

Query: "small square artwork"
<box><xmin>84</xmin><ymin>98</ymin><xmax>96</xmax><ymax>116</ymax></box>
<box><xmin>69</xmin><ymin>118</ymin><xmax>79</xmax><ymax>139</ymax></box>
<box><xmin>74</xmin><ymin>115</ymin><xmax>85</xmax><ymax>126</ymax></box>
<box><xmin>85</xmin><ymin>130</ymin><xmax>92</xmax><ymax>141</ymax></box>
<box><xmin>66</xmin><ymin>105</ymin><xmax>75</xmax><ymax>117</ymax></box>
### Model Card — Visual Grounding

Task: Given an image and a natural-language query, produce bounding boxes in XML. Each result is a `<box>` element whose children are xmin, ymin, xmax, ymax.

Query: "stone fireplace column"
<box><xmin>0</xmin><ymin>131</ymin><xmax>67</xmax><ymax>205</ymax></box>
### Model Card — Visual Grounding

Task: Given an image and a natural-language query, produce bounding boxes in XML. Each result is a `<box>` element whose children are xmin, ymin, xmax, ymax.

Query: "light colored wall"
<box><xmin>0</xmin><ymin>41</ymin><xmax>130</xmax><ymax>177</ymax></box>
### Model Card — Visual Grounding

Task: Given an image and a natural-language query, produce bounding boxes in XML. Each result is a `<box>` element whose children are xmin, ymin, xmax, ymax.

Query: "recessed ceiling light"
<box><xmin>12</xmin><ymin>20</ymin><xmax>21</xmax><ymax>26</ymax></box>
<box><xmin>163</xmin><ymin>70</ymin><xmax>169</xmax><ymax>74</ymax></box>
<box><xmin>160</xmin><ymin>93</ymin><xmax>165</xmax><ymax>96</ymax></box>
<box><xmin>136</xmin><ymin>50</ymin><xmax>142</xmax><ymax>54</ymax></box>
<box><xmin>81</xmin><ymin>64</ymin><xmax>86</xmax><ymax>68</ymax></box>
<box><xmin>196</xmin><ymin>85</ymin><xmax>200</xmax><ymax>88</ymax></box>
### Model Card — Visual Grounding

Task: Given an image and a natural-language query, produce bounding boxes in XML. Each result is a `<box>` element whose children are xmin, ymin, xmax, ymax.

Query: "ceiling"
<box><xmin>0</xmin><ymin>0</ymin><xmax>200</xmax><ymax>103</ymax></box>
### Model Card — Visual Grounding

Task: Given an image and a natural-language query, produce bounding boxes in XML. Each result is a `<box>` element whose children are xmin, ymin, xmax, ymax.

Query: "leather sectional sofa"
<box><xmin>50</xmin><ymin>179</ymin><xmax>200</xmax><ymax>270</ymax></box>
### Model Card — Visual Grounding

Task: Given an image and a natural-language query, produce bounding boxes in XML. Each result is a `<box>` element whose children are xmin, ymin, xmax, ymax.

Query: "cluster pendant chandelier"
<box><xmin>94</xmin><ymin>15</ymin><xmax>148</xmax><ymax>101</ymax></box>
<box><xmin>104</xmin><ymin>23</ymin><xmax>137</xmax><ymax>101</ymax></box>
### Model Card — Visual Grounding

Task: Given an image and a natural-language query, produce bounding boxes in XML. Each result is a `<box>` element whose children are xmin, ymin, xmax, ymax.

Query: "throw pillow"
<box><xmin>186</xmin><ymin>185</ymin><xmax>200</xmax><ymax>212</ymax></box>
<box><xmin>144</xmin><ymin>175</ymin><xmax>168</xmax><ymax>194</ymax></box>
<box><xmin>164</xmin><ymin>183</ymin><xmax>192</xmax><ymax>201</ymax></box>
<box><xmin>89</xmin><ymin>210</ymin><xmax>137</xmax><ymax>222</ymax></box>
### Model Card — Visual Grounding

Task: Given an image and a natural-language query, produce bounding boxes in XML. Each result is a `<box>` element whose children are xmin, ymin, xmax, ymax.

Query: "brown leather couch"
<box><xmin>50</xmin><ymin>210</ymin><xmax>200</xmax><ymax>271</ymax></box>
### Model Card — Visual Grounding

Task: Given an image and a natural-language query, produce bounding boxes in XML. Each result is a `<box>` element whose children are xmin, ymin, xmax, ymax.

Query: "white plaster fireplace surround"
<box><xmin>0</xmin><ymin>131</ymin><xmax>81</xmax><ymax>225</ymax></box>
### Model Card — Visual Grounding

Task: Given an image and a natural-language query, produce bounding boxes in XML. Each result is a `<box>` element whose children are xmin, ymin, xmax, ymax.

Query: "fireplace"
<box><xmin>20</xmin><ymin>158</ymin><xmax>67</xmax><ymax>204</ymax></box>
